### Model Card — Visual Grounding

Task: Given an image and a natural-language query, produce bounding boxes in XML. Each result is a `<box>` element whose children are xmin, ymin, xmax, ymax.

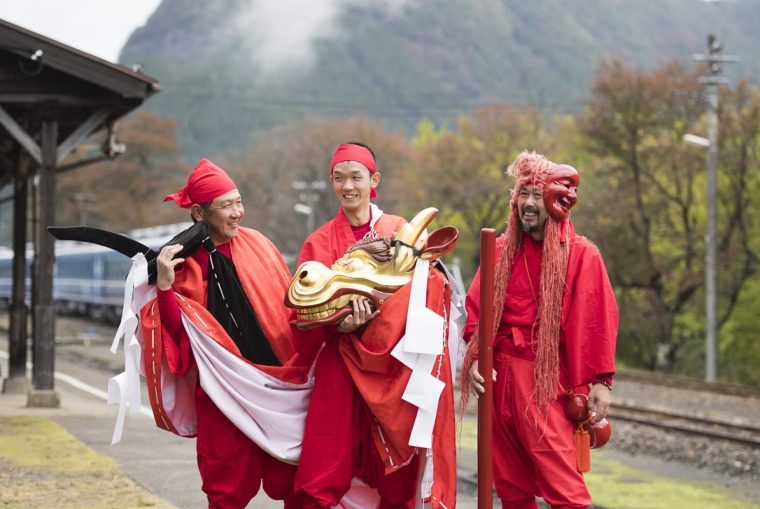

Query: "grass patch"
<box><xmin>0</xmin><ymin>415</ymin><xmax>176</xmax><ymax>509</ymax></box>
<box><xmin>586</xmin><ymin>456</ymin><xmax>760</xmax><ymax>509</ymax></box>
<box><xmin>457</xmin><ymin>415</ymin><xmax>478</xmax><ymax>450</ymax></box>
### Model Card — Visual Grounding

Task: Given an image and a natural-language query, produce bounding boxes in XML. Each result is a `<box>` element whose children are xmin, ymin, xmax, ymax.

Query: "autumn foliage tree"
<box><xmin>57</xmin><ymin>111</ymin><xmax>187</xmax><ymax>233</ymax></box>
<box><xmin>578</xmin><ymin>59</ymin><xmax>760</xmax><ymax>379</ymax></box>
<box><xmin>397</xmin><ymin>107</ymin><xmax>562</xmax><ymax>281</ymax></box>
<box><xmin>223</xmin><ymin>116</ymin><xmax>413</xmax><ymax>259</ymax></box>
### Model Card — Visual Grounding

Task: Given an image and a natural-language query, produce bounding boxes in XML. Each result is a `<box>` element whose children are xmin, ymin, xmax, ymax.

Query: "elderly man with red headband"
<box><xmin>293</xmin><ymin>142</ymin><xmax>434</xmax><ymax>508</ymax></box>
<box><xmin>461</xmin><ymin>151</ymin><xmax>618</xmax><ymax>509</ymax></box>
<box><xmin>148</xmin><ymin>158</ymin><xmax>308</xmax><ymax>508</ymax></box>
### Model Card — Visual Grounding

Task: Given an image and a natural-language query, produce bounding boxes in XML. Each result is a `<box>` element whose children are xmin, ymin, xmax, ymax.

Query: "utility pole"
<box><xmin>692</xmin><ymin>34</ymin><xmax>738</xmax><ymax>383</ymax></box>
<box><xmin>292</xmin><ymin>179</ymin><xmax>326</xmax><ymax>236</ymax></box>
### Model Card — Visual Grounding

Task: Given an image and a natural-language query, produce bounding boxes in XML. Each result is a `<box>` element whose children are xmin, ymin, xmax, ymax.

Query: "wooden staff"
<box><xmin>477</xmin><ymin>228</ymin><xmax>496</xmax><ymax>508</ymax></box>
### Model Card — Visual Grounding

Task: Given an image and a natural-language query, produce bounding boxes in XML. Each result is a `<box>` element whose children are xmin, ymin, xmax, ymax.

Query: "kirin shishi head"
<box><xmin>285</xmin><ymin>207</ymin><xmax>458</xmax><ymax>330</ymax></box>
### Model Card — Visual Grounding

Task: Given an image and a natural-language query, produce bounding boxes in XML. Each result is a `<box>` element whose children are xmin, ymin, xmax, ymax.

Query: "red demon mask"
<box><xmin>543</xmin><ymin>164</ymin><xmax>579</xmax><ymax>221</ymax></box>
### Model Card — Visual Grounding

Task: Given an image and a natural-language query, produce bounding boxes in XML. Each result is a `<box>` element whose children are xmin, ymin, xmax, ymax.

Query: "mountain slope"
<box><xmin>120</xmin><ymin>0</ymin><xmax>760</xmax><ymax>161</ymax></box>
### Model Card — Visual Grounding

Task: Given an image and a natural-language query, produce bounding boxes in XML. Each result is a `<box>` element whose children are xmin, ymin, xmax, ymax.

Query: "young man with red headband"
<box><xmin>151</xmin><ymin>158</ymin><xmax>306</xmax><ymax>508</ymax></box>
<box><xmin>293</xmin><ymin>142</ymin><xmax>425</xmax><ymax>508</ymax></box>
<box><xmin>461</xmin><ymin>151</ymin><xmax>618</xmax><ymax>508</ymax></box>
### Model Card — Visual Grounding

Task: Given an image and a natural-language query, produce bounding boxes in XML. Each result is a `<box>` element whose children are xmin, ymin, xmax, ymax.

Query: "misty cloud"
<box><xmin>236</xmin><ymin>0</ymin><xmax>412</xmax><ymax>79</ymax></box>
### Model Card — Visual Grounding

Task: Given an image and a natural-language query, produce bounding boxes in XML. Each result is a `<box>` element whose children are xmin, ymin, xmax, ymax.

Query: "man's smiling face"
<box><xmin>517</xmin><ymin>184</ymin><xmax>548</xmax><ymax>236</ymax></box>
<box><xmin>330</xmin><ymin>161</ymin><xmax>379</xmax><ymax>215</ymax></box>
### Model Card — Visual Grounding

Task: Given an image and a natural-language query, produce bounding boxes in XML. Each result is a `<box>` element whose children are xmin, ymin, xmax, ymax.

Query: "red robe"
<box><xmin>140</xmin><ymin>227</ymin><xmax>312</xmax><ymax>508</ymax></box>
<box><xmin>294</xmin><ymin>206</ymin><xmax>456</xmax><ymax>509</ymax></box>
<box><xmin>463</xmin><ymin>226</ymin><xmax>617</xmax><ymax>387</ymax></box>
<box><xmin>463</xmin><ymin>224</ymin><xmax>617</xmax><ymax>506</ymax></box>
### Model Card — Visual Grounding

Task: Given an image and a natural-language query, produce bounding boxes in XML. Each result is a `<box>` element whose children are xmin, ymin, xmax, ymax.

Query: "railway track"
<box><xmin>615</xmin><ymin>369</ymin><xmax>760</xmax><ymax>399</ymax></box>
<box><xmin>610</xmin><ymin>401</ymin><xmax>760</xmax><ymax>448</ymax></box>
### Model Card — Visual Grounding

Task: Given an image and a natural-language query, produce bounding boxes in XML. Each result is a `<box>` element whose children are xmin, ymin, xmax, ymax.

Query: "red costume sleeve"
<box><xmin>339</xmin><ymin>270</ymin><xmax>457</xmax><ymax>508</ymax></box>
<box><xmin>463</xmin><ymin>268</ymin><xmax>481</xmax><ymax>344</ymax></box>
<box><xmin>562</xmin><ymin>236</ymin><xmax>618</xmax><ymax>387</ymax></box>
<box><xmin>463</xmin><ymin>233</ymin><xmax>617</xmax><ymax>387</ymax></box>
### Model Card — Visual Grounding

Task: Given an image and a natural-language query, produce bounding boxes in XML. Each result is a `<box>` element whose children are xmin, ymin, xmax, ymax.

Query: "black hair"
<box><xmin>190</xmin><ymin>201</ymin><xmax>212</xmax><ymax>223</ymax></box>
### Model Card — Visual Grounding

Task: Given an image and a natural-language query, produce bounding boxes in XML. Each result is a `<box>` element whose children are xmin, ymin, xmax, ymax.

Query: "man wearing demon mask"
<box><xmin>461</xmin><ymin>151</ymin><xmax>618</xmax><ymax>508</ymax></box>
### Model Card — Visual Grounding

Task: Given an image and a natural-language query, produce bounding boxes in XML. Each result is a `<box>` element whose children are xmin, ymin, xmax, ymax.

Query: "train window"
<box><xmin>56</xmin><ymin>254</ymin><xmax>95</xmax><ymax>278</ymax></box>
<box><xmin>104</xmin><ymin>252</ymin><xmax>131</xmax><ymax>280</ymax></box>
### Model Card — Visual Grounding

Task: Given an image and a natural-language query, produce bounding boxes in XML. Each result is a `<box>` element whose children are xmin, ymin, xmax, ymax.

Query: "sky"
<box><xmin>0</xmin><ymin>0</ymin><xmax>162</xmax><ymax>63</ymax></box>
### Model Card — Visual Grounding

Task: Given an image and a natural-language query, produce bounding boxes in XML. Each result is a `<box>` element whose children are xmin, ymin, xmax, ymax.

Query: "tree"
<box><xmin>396</xmin><ymin>106</ymin><xmax>558</xmax><ymax>282</ymax></box>
<box><xmin>57</xmin><ymin>111</ymin><xmax>187</xmax><ymax>233</ymax></box>
<box><xmin>225</xmin><ymin>116</ymin><xmax>412</xmax><ymax>260</ymax></box>
<box><xmin>710</xmin><ymin>81</ymin><xmax>760</xmax><ymax>383</ymax></box>
<box><xmin>578</xmin><ymin>59</ymin><xmax>760</xmax><ymax>379</ymax></box>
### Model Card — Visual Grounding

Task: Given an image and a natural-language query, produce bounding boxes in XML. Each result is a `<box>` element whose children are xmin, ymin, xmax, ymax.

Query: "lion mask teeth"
<box><xmin>296</xmin><ymin>294</ymin><xmax>354</xmax><ymax>320</ymax></box>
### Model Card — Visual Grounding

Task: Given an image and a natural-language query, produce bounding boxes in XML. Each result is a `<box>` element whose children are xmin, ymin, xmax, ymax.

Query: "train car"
<box><xmin>52</xmin><ymin>242</ymin><xmax>133</xmax><ymax>321</ymax></box>
<box><xmin>0</xmin><ymin>223</ymin><xmax>193</xmax><ymax>323</ymax></box>
<box><xmin>0</xmin><ymin>245</ymin><xmax>31</xmax><ymax>309</ymax></box>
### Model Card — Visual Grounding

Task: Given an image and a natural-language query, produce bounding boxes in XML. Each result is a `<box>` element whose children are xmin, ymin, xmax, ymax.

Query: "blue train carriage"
<box><xmin>53</xmin><ymin>241</ymin><xmax>131</xmax><ymax>321</ymax></box>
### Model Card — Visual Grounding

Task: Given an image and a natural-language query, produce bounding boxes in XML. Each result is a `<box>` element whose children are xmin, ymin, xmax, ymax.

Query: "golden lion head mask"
<box><xmin>285</xmin><ymin>207</ymin><xmax>458</xmax><ymax>329</ymax></box>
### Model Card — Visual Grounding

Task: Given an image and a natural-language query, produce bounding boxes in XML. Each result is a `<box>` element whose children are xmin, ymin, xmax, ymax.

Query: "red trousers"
<box><xmin>492</xmin><ymin>352</ymin><xmax>591</xmax><ymax>509</ymax></box>
<box><xmin>195</xmin><ymin>386</ymin><xmax>300</xmax><ymax>509</ymax></box>
<box><xmin>294</xmin><ymin>338</ymin><xmax>419</xmax><ymax>508</ymax></box>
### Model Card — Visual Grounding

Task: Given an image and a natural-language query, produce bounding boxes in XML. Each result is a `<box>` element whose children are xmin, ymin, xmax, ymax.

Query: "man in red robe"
<box><xmin>293</xmin><ymin>142</ymin><xmax>454</xmax><ymax>508</ymax></box>
<box><xmin>146</xmin><ymin>159</ymin><xmax>310</xmax><ymax>508</ymax></box>
<box><xmin>461</xmin><ymin>151</ymin><xmax>618</xmax><ymax>509</ymax></box>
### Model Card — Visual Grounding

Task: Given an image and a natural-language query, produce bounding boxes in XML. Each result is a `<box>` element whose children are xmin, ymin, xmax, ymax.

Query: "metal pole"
<box><xmin>704</xmin><ymin>68</ymin><xmax>718</xmax><ymax>384</ymax></box>
<box><xmin>477</xmin><ymin>228</ymin><xmax>496</xmax><ymax>508</ymax></box>
<box><xmin>693</xmin><ymin>34</ymin><xmax>736</xmax><ymax>383</ymax></box>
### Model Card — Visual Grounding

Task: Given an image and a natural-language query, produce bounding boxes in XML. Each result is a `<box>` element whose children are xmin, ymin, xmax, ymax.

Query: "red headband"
<box><xmin>330</xmin><ymin>143</ymin><xmax>377</xmax><ymax>198</ymax></box>
<box><xmin>164</xmin><ymin>159</ymin><xmax>237</xmax><ymax>208</ymax></box>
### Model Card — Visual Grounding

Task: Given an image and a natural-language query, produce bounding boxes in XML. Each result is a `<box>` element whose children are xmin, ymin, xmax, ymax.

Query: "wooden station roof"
<box><xmin>0</xmin><ymin>17</ymin><xmax>161</xmax><ymax>183</ymax></box>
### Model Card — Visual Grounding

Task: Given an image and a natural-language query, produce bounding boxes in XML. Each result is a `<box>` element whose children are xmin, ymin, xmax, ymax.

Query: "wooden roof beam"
<box><xmin>0</xmin><ymin>104</ymin><xmax>41</xmax><ymax>164</ymax></box>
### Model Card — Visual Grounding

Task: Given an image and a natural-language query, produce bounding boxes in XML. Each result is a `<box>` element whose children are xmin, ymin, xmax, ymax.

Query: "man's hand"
<box><xmin>467</xmin><ymin>360</ymin><xmax>497</xmax><ymax>400</ymax></box>
<box><xmin>588</xmin><ymin>383</ymin><xmax>611</xmax><ymax>422</ymax></box>
<box><xmin>156</xmin><ymin>244</ymin><xmax>186</xmax><ymax>291</ymax></box>
<box><xmin>337</xmin><ymin>298</ymin><xmax>379</xmax><ymax>333</ymax></box>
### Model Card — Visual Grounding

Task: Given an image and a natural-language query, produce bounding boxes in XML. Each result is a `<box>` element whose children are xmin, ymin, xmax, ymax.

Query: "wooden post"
<box><xmin>4</xmin><ymin>152</ymin><xmax>30</xmax><ymax>393</ymax></box>
<box><xmin>29</xmin><ymin>101</ymin><xmax>59</xmax><ymax>407</ymax></box>
<box><xmin>477</xmin><ymin>228</ymin><xmax>496</xmax><ymax>508</ymax></box>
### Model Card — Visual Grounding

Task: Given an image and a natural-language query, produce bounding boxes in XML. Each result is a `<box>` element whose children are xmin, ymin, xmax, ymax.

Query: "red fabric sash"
<box><xmin>141</xmin><ymin>228</ymin><xmax>313</xmax><ymax>435</ymax></box>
